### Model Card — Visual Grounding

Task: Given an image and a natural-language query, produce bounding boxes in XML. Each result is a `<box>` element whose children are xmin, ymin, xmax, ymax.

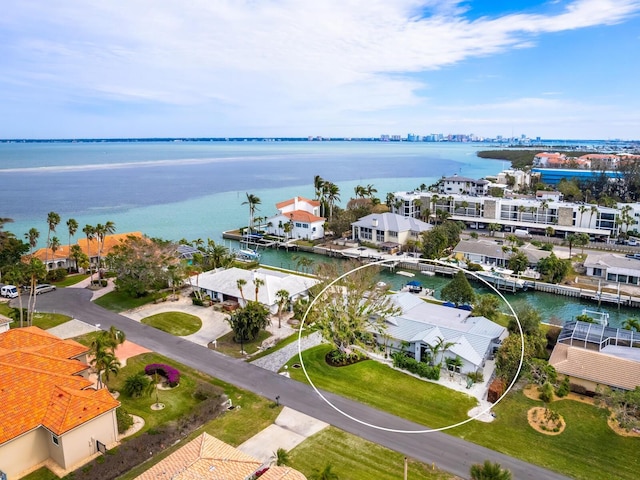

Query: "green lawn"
<box><xmin>106</xmin><ymin>352</ymin><xmax>209</xmax><ymax>433</ymax></box>
<box><xmin>289</xmin><ymin>427</ymin><xmax>455</xmax><ymax>480</ymax></box>
<box><xmin>93</xmin><ymin>290</ymin><xmax>155</xmax><ymax>312</ymax></box>
<box><xmin>1</xmin><ymin>301</ymin><xmax>71</xmax><ymax>330</ymax></box>
<box><xmin>141</xmin><ymin>311</ymin><xmax>202</xmax><ymax>336</ymax></box>
<box><xmin>454</xmin><ymin>392</ymin><xmax>640</xmax><ymax>480</ymax></box>
<box><xmin>215</xmin><ymin>329</ymin><xmax>271</xmax><ymax>358</ymax></box>
<box><xmin>286</xmin><ymin>345</ymin><xmax>640</xmax><ymax>480</ymax></box>
<box><xmin>54</xmin><ymin>274</ymin><xmax>89</xmax><ymax>287</ymax></box>
<box><xmin>286</xmin><ymin>344</ymin><xmax>476</xmax><ymax>429</ymax></box>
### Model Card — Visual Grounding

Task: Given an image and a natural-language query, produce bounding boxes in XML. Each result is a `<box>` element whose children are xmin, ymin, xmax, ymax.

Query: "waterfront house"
<box><xmin>30</xmin><ymin>231</ymin><xmax>144</xmax><ymax>271</ymax></box>
<box><xmin>584</xmin><ymin>253</ymin><xmax>640</xmax><ymax>285</ymax></box>
<box><xmin>550</xmin><ymin>321</ymin><xmax>640</xmax><ymax>393</ymax></box>
<box><xmin>0</xmin><ymin>327</ymin><xmax>120</xmax><ymax>479</ymax></box>
<box><xmin>438</xmin><ymin>173</ymin><xmax>490</xmax><ymax>196</ymax></box>
<box><xmin>453</xmin><ymin>238</ymin><xmax>551</xmax><ymax>268</ymax></box>
<box><xmin>189</xmin><ymin>267</ymin><xmax>319</xmax><ymax>314</ymax></box>
<box><xmin>264</xmin><ymin>196</ymin><xmax>325</xmax><ymax>241</ymax></box>
<box><xmin>378</xmin><ymin>292</ymin><xmax>507</xmax><ymax>375</ymax></box>
<box><xmin>134</xmin><ymin>432</ymin><xmax>306</xmax><ymax>480</ymax></box>
<box><xmin>351</xmin><ymin>213</ymin><xmax>432</xmax><ymax>251</ymax></box>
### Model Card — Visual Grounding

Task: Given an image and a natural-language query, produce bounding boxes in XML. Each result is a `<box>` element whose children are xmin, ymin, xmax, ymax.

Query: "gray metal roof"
<box><xmin>351</xmin><ymin>213</ymin><xmax>432</xmax><ymax>233</ymax></box>
<box><xmin>584</xmin><ymin>252</ymin><xmax>640</xmax><ymax>270</ymax></box>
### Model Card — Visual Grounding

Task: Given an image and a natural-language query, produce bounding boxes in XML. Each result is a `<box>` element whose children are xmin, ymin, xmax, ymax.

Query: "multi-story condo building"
<box><xmin>391</xmin><ymin>191</ymin><xmax>640</xmax><ymax>239</ymax></box>
<box><xmin>438</xmin><ymin>174</ymin><xmax>490</xmax><ymax>196</ymax></box>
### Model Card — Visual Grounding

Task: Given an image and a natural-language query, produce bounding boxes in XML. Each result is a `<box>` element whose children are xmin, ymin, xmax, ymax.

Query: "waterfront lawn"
<box><xmin>215</xmin><ymin>330</ymin><xmax>271</xmax><ymax>358</ymax></box>
<box><xmin>141</xmin><ymin>311</ymin><xmax>202</xmax><ymax>336</ymax></box>
<box><xmin>455</xmin><ymin>392</ymin><xmax>640</xmax><ymax>480</ymax></box>
<box><xmin>285</xmin><ymin>344</ymin><xmax>476</xmax><ymax>428</ymax></box>
<box><xmin>289</xmin><ymin>427</ymin><xmax>454</xmax><ymax>480</ymax></box>
<box><xmin>93</xmin><ymin>290</ymin><xmax>155</xmax><ymax>312</ymax></box>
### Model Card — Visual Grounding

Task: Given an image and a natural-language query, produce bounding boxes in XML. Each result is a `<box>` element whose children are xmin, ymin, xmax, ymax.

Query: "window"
<box><xmin>593</xmin><ymin>268</ymin><xmax>603</xmax><ymax>276</ymax></box>
<box><xmin>607</xmin><ymin>273</ymin><xmax>616</xmax><ymax>281</ymax></box>
<box><xmin>295</xmin><ymin>222</ymin><xmax>302</xmax><ymax>228</ymax></box>
<box><xmin>302</xmin><ymin>223</ymin><xmax>309</xmax><ymax>229</ymax></box>
<box><xmin>52</xmin><ymin>434</ymin><xmax>59</xmax><ymax>446</ymax></box>
<box><xmin>389</xmin><ymin>231</ymin><xmax>398</xmax><ymax>238</ymax></box>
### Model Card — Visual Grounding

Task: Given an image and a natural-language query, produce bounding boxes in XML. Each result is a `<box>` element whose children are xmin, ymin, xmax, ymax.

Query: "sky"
<box><xmin>2</xmin><ymin>0</ymin><xmax>640</xmax><ymax>140</ymax></box>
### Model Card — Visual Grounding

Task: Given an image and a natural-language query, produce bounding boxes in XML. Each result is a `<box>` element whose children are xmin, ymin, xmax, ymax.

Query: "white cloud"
<box><xmin>1</xmin><ymin>0</ymin><xmax>640</xmax><ymax>137</ymax></box>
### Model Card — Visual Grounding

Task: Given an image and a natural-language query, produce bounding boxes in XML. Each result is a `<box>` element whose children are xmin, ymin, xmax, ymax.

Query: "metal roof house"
<box><xmin>379</xmin><ymin>292</ymin><xmax>507</xmax><ymax>375</ymax></box>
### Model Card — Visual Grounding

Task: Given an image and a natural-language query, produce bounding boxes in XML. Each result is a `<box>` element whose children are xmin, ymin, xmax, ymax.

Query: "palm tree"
<box><xmin>82</xmin><ymin>224</ymin><xmax>96</xmax><ymax>282</ymax></box>
<box><xmin>25</xmin><ymin>228</ymin><xmax>39</xmax><ymax>256</ymax></box>
<box><xmin>273</xmin><ymin>447</ymin><xmax>290</xmax><ymax>466</ymax></box>
<box><xmin>44</xmin><ymin>211</ymin><xmax>61</xmax><ymax>269</ymax></box>
<box><xmin>622</xmin><ymin>318</ymin><xmax>640</xmax><ymax>332</ymax></box>
<box><xmin>275</xmin><ymin>289</ymin><xmax>290</xmax><ymax>329</ymax></box>
<box><xmin>326</xmin><ymin>182</ymin><xmax>340</xmax><ymax>221</ymax></box>
<box><xmin>385</xmin><ymin>192</ymin><xmax>395</xmax><ymax>209</ymax></box>
<box><xmin>430</xmin><ymin>195</ymin><xmax>440</xmax><ymax>223</ymax></box>
<box><xmin>95</xmin><ymin>221</ymin><xmax>116</xmax><ymax>271</ymax></box>
<box><xmin>470</xmin><ymin>460</ymin><xmax>512</xmax><ymax>480</ymax></box>
<box><xmin>49</xmin><ymin>236</ymin><xmax>61</xmax><ymax>269</ymax></box>
<box><xmin>309</xmin><ymin>463</ymin><xmax>339</xmax><ymax>480</ymax></box>
<box><xmin>236</xmin><ymin>279</ymin><xmax>247</xmax><ymax>302</ymax></box>
<box><xmin>313</xmin><ymin>175</ymin><xmax>325</xmax><ymax>200</ymax></box>
<box><xmin>545</xmin><ymin>226</ymin><xmax>555</xmax><ymax>238</ymax></box>
<box><xmin>353</xmin><ymin>185</ymin><xmax>366</xmax><ymax>199</ymax></box>
<box><xmin>589</xmin><ymin>205</ymin><xmax>598</xmax><ymax>228</ymax></box>
<box><xmin>426</xmin><ymin>336</ymin><xmax>456</xmax><ymax>368</ymax></box>
<box><xmin>253</xmin><ymin>277</ymin><xmax>265</xmax><ymax>302</ymax></box>
<box><xmin>518</xmin><ymin>205</ymin><xmax>526</xmax><ymax>223</ymax></box>
<box><xmin>66</xmin><ymin>218</ymin><xmax>78</xmax><ymax>271</ymax></box>
<box><xmin>566</xmin><ymin>233</ymin><xmax>578</xmax><ymax>257</ymax></box>
<box><xmin>242</xmin><ymin>193</ymin><xmax>261</xmax><ymax>234</ymax></box>
<box><xmin>92</xmin><ymin>351</ymin><xmax>121</xmax><ymax>389</ymax></box>
<box><xmin>365</xmin><ymin>183</ymin><xmax>377</xmax><ymax>198</ymax></box>
<box><xmin>25</xmin><ymin>257</ymin><xmax>46</xmax><ymax>326</ymax></box>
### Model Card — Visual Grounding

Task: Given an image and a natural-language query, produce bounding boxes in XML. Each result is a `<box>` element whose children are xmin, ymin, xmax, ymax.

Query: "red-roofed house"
<box><xmin>29</xmin><ymin>231</ymin><xmax>143</xmax><ymax>271</ymax></box>
<box><xmin>265</xmin><ymin>196</ymin><xmax>325</xmax><ymax>241</ymax></box>
<box><xmin>0</xmin><ymin>327</ymin><xmax>120</xmax><ymax>479</ymax></box>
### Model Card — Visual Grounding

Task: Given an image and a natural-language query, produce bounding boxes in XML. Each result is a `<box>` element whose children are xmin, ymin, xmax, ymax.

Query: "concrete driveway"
<box><xmin>238</xmin><ymin>407</ymin><xmax>328</xmax><ymax>462</ymax></box>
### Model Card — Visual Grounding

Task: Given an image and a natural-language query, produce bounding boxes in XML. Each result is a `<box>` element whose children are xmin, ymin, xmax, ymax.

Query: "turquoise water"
<box><xmin>0</xmin><ymin>141</ymin><xmax>503</xmax><ymax>242</ymax></box>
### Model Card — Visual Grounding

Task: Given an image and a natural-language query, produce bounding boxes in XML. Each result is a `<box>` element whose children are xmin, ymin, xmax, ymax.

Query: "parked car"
<box><xmin>1</xmin><ymin>285</ymin><xmax>19</xmax><ymax>298</ymax></box>
<box><xmin>34</xmin><ymin>284</ymin><xmax>56</xmax><ymax>295</ymax></box>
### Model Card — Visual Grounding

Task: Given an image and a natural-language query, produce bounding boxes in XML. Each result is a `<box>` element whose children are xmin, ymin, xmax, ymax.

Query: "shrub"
<box><xmin>326</xmin><ymin>349</ymin><xmax>367</xmax><ymax>367</ymax></box>
<box><xmin>145</xmin><ymin>363</ymin><xmax>181</xmax><ymax>387</ymax></box>
<box><xmin>46</xmin><ymin>268</ymin><xmax>68</xmax><ymax>282</ymax></box>
<box><xmin>556</xmin><ymin>377</ymin><xmax>570</xmax><ymax>398</ymax></box>
<box><xmin>392</xmin><ymin>352</ymin><xmax>440</xmax><ymax>380</ymax></box>
<box><xmin>123</xmin><ymin>372</ymin><xmax>151</xmax><ymax>398</ymax></box>
<box><xmin>466</xmin><ymin>262</ymin><xmax>484</xmax><ymax>272</ymax></box>
<box><xmin>116</xmin><ymin>407</ymin><xmax>134</xmax><ymax>434</ymax></box>
<box><xmin>467</xmin><ymin>370</ymin><xmax>484</xmax><ymax>383</ymax></box>
<box><xmin>570</xmin><ymin>383</ymin><xmax>587</xmax><ymax>395</ymax></box>
<box><xmin>539</xmin><ymin>382</ymin><xmax>554</xmax><ymax>403</ymax></box>
<box><xmin>541</xmin><ymin>243</ymin><xmax>554</xmax><ymax>251</ymax></box>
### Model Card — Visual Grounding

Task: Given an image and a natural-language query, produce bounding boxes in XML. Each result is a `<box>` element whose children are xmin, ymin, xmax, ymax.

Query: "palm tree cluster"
<box><xmin>242</xmin><ymin>193</ymin><xmax>261</xmax><ymax>234</ymax></box>
<box><xmin>314</xmin><ymin>175</ymin><xmax>341</xmax><ymax>221</ymax></box>
<box><xmin>91</xmin><ymin>326</ymin><xmax>126</xmax><ymax>390</ymax></box>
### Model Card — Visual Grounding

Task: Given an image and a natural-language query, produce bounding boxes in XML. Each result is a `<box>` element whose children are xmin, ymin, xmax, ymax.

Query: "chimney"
<box><xmin>372</xmin><ymin>217</ymin><xmax>378</xmax><ymax>227</ymax></box>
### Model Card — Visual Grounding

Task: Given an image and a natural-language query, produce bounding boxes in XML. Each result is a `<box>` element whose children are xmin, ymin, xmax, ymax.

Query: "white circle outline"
<box><xmin>297</xmin><ymin>257</ymin><xmax>524</xmax><ymax>434</ymax></box>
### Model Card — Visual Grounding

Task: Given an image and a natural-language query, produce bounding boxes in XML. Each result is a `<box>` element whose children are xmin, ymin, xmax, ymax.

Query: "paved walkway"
<box><xmin>250</xmin><ymin>331</ymin><xmax>324</xmax><ymax>372</ymax></box>
<box><xmin>238</xmin><ymin>407</ymin><xmax>328</xmax><ymax>463</ymax></box>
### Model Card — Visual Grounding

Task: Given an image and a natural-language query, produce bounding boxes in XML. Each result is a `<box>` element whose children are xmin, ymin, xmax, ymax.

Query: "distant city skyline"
<box><xmin>2</xmin><ymin>1</ymin><xmax>640</xmax><ymax>139</ymax></box>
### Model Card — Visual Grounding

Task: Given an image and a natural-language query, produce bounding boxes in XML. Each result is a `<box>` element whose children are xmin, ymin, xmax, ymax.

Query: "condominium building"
<box><xmin>391</xmin><ymin>191</ymin><xmax>640</xmax><ymax>238</ymax></box>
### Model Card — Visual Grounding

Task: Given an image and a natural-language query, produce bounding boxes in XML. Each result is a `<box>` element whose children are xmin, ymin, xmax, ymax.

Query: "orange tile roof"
<box><xmin>276</xmin><ymin>196</ymin><xmax>320</xmax><ymax>209</ymax></box>
<box><xmin>0</xmin><ymin>327</ymin><xmax>119</xmax><ymax>444</ymax></box>
<box><xmin>135</xmin><ymin>433</ymin><xmax>306</xmax><ymax>480</ymax></box>
<box><xmin>549</xmin><ymin>343</ymin><xmax>640</xmax><ymax>391</ymax></box>
<box><xmin>27</xmin><ymin>232</ymin><xmax>143</xmax><ymax>263</ymax></box>
<box><xmin>287</xmin><ymin>211</ymin><xmax>325</xmax><ymax>223</ymax></box>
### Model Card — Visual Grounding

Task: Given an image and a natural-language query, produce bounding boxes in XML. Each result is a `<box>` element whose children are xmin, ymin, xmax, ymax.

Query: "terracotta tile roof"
<box><xmin>76</xmin><ymin>231</ymin><xmax>143</xmax><ymax>256</ymax></box>
<box><xmin>0</xmin><ymin>327</ymin><xmax>88</xmax><ymax>358</ymax></box>
<box><xmin>276</xmin><ymin>196</ymin><xmax>320</xmax><ymax>209</ymax></box>
<box><xmin>287</xmin><ymin>211</ymin><xmax>324</xmax><ymax>223</ymax></box>
<box><xmin>135</xmin><ymin>433</ymin><xmax>306</xmax><ymax>480</ymax></box>
<box><xmin>31</xmin><ymin>245</ymin><xmax>73</xmax><ymax>262</ymax></box>
<box><xmin>0</xmin><ymin>327</ymin><xmax>119</xmax><ymax>444</ymax></box>
<box><xmin>549</xmin><ymin>343</ymin><xmax>640</xmax><ymax>391</ymax></box>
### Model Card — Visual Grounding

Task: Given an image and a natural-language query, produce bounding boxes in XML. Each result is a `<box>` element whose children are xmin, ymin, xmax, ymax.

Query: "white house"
<box><xmin>453</xmin><ymin>239</ymin><xmax>552</xmax><ymax>268</ymax></box>
<box><xmin>583</xmin><ymin>253</ymin><xmax>640</xmax><ymax>285</ymax></box>
<box><xmin>351</xmin><ymin>213</ymin><xmax>432</xmax><ymax>250</ymax></box>
<box><xmin>264</xmin><ymin>196</ymin><xmax>325</xmax><ymax>241</ymax></box>
<box><xmin>438</xmin><ymin>174</ymin><xmax>490</xmax><ymax>196</ymax></box>
<box><xmin>189</xmin><ymin>267</ymin><xmax>319</xmax><ymax>313</ymax></box>
<box><xmin>378</xmin><ymin>292</ymin><xmax>507</xmax><ymax>375</ymax></box>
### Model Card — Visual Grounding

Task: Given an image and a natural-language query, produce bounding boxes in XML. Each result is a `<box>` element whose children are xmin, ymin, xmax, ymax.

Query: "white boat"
<box><xmin>236</xmin><ymin>249</ymin><xmax>261</xmax><ymax>261</ymax></box>
<box><xmin>396</xmin><ymin>271</ymin><xmax>415</xmax><ymax>278</ymax></box>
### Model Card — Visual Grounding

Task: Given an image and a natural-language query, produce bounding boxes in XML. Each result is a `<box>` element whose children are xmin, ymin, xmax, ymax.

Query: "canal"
<box><xmin>250</xmin><ymin>245</ymin><xmax>639</xmax><ymax>329</ymax></box>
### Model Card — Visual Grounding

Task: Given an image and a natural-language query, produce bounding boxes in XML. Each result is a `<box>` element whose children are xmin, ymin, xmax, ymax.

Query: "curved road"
<box><xmin>35</xmin><ymin>289</ymin><xmax>570</xmax><ymax>480</ymax></box>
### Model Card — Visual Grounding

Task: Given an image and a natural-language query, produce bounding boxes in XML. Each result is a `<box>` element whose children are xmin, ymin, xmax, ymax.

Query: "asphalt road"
<box><xmin>33</xmin><ymin>289</ymin><xmax>571</xmax><ymax>480</ymax></box>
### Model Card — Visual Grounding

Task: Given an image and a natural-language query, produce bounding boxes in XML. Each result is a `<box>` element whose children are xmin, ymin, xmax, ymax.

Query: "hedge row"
<box><xmin>145</xmin><ymin>363</ymin><xmax>180</xmax><ymax>387</ymax></box>
<box><xmin>391</xmin><ymin>352</ymin><xmax>440</xmax><ymax>380</ymax></box>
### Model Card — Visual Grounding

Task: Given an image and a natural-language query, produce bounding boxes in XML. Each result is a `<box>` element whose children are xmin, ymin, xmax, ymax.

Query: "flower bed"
<box><xmin>145</xmin><ymin>363</ymin><xmax>180</xmax><ymax>387</ymax></box>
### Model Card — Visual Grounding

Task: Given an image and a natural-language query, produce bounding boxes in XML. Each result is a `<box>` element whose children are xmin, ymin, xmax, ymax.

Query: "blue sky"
<box><xmin>1</xmin><ymin>0</ymin><xmax>640</xmax><ymax>140</ymax></box>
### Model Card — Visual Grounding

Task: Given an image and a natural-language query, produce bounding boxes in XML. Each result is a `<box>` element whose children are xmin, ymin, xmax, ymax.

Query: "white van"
<box><xmin>514</xmin><ymin>229</ymin><xmax>531</xmax><ymax>239</ymax></box>
<box><xmin>1</xmin><ymin>285</ymin><xmax>19</xmax><ymax>298</ymax></box>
